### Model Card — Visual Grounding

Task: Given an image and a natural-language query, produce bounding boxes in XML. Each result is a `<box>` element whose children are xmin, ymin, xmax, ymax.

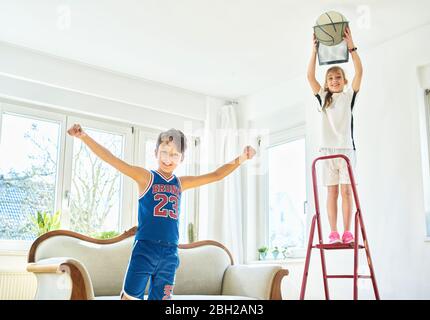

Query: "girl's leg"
<box><xmin>340</xmin><ymin>184</ymin><xmax>353</xmax><ymax>231</ymax></box>
<box><xmin>327</xmin><ymin>185</ymin><xmax>339</xmax><ymax>232</ymax></box>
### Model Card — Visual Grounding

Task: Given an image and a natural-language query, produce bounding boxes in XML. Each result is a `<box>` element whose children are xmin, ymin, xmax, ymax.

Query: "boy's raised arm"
<box><xmin>67</xmin><ymin>124</ymin><xmax>150</xmax><ymax>186</ymax></box>
<box><xmin>179</xmin><ymin>146</ymin><xmax>256</xmax><ymax>192</ymax></box>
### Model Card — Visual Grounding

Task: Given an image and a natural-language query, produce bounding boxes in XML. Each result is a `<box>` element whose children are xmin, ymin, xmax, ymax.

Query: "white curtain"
<box><xmin>208</xmin><ymin>104</ymin><xmax>244</xmax><ymax>264</ymax></box>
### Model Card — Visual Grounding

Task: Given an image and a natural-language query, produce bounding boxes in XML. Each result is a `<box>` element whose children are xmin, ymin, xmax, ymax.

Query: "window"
<box><xmin>425</xmin><ymin>89</ymin><xmax>430</xmax><ymax>239</ymax></box>
<box><xmin>61</xmin><ymin>117</ymin><xmax>134</xmax><ymax>236</ymax></box>
<box><xmin>0</xmin><ymin>107</ymin><xmax>64</xmax><ymax>243</ymax></box>
<box><xmin>0</xmin><ymin>102</ymin><xmax>199</xmax><ymax>251</ymax></box>
<box><xmin>68</xmin><ymin>127</ymin><xmax>125</xmax><ymax>235</ymax></box>
<box><xmin>264</xmin><ymin>128</ymin><xmax>307</xmax><ymax>258</ymax></box>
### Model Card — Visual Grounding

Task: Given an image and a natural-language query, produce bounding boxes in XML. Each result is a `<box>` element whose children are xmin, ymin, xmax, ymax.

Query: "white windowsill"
<box><xmin>0</xmin><ymin>248</ymin><xmax>30</xmax><ymax>272</ymax></box>
<box><xmin>0</xmin><ymin>240</ymin><xmax>32</xmax><ymax>255</ymax></box>
<box><xmin>247</xmin><ymin>257</ymin><xmax>306</xmax><ymax>265</ymax></box>
<box><xmin>0</xmin><ymin>250</ymin><xmax>28</xmax><ymax>256</ymax></box>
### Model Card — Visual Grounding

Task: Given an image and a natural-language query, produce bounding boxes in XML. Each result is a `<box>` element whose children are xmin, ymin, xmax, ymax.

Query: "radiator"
<box><xmin>0</xmin><ymin>271</ymin><xmax>37</xmax><ymax>300</ymax></box>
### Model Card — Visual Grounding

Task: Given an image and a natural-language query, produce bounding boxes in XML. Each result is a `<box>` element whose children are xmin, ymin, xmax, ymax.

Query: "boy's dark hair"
<box><xmin>155</xmin><ymin>129</ymin><xmax>187</xmax><ymax>155</ymax></box>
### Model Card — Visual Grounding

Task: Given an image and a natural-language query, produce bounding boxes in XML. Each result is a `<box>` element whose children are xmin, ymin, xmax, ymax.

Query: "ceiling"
<box><xmin>1</xmin><ymin>0</ymin><xmax>429</xmax><ymax>98</ymax></box>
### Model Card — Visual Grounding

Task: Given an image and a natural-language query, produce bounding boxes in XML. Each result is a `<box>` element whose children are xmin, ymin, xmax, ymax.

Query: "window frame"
<box><xmin>0</xmin><ymin>102</ymin><xmax>67</xmax><ymax>251</ymax></box>
<box><xmin>420</xmin><ymin>89</ymin><xmax>430</xmax><ymax>241</ymax></box>
<box><xmin>63</xmin><ymin>116</ymin><xmax>135</xmax><ymax>233</ymax></box>
<box><xmin>258</xmin><ymin>124</ymin><xmax>307</xmax><ymax>257</ymax></box>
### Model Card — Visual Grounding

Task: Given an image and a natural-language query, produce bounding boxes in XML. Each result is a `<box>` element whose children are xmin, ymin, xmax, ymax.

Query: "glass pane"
<box><xmin>268</xmin><ymin>138</ymin><xmax>306</xmax><ymax>257</ymax></box>
<box><xmin>69</xmin><ymin>128</ymin><xmax>123</xmax><ymax>235</ymax></box>
<box><xmin>145</xmin><ymin>140</ymin><xmax>158</xmax><ymax>171</ymax></box>
<box><xmin>145</xmin><ymin>139</ymin><xmax>188</xmax><ymax>243</ymax></box>
<box><xmin>0</xmin><ymin>113</ymin><xmax>61</xmax><ymax>240</ymax></box>
<box><xmin>426</xmin><ymin>92</ymin><xmax>430</xmax><ymax>238</ymax></box>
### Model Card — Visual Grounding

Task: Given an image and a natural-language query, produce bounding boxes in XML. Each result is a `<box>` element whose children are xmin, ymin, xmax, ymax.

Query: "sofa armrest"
<box><xmin>27</xmin><ymin>257</ymin><xmax>94</xmax><ymax>300</ymax></box>
<box><xmin>221</xmin><ymin>264</ymin><xmax>289</xmax><ymax>300</ymax></box>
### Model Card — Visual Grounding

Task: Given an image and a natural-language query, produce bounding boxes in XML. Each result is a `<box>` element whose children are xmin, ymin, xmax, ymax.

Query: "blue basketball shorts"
<box><xmin>121</xmin><ymin>239</ymin><xmax>180</xmax><ymax>300</ymax></box>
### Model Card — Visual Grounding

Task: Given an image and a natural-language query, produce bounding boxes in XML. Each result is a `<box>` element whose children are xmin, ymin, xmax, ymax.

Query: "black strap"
<box><xmin>315</xmin><ymin>94</ymin><xmax>322</xmax><ymax>107</ymax></box>
<box><xmin>350</xmin><ymin>91</ymin><xmax>358</xmax><ymax>150</ymax></box>
<box><xmin>351</xmin><ymin>91</ymin><xmax>358</xmax><ymax>111</ymax></box>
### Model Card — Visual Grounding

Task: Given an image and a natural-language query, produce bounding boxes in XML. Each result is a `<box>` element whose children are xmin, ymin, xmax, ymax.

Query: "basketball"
<box><xmin>314</xmin><ymin>11</ymin><xmax>349</xmax><ymax>46</ymax></box>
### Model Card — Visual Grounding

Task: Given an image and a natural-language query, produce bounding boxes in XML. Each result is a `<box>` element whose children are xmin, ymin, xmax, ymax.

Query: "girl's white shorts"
<box><xmin>319</xmin><ymin>148</ymin><xmax>357</xmax><ymax>186</ymax></box>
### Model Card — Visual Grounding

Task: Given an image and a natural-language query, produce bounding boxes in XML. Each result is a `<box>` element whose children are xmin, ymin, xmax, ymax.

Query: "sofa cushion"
<box><xmin>34</xmin><ymin>235</ymin><xmax>134</xmax><ymax>297</ymax></box>
<box><xmin>222</xmin><ymin>264</ymin><xmax>282</xmax><ymax>300</ymax></box>
<box><xmin>174</xmin><ymin>245</ymin><xmax>231</xmax><ymax>295</ymax></box>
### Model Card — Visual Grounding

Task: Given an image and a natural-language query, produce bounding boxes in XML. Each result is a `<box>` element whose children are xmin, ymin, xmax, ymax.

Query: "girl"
<box><xmin>67</xmin><ymin>125</ymin><xmax>256</xmax><ymax>300</ymax></box>
<box><xmin>306</xmin><ymin>27</ymin><xmax>363</xmax><ymax>245</ymax></box>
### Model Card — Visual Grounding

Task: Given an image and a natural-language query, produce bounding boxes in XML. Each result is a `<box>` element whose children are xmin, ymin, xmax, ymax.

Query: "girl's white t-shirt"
<box><xmin>315</xmin><ymin>87</ymin><xmax>358</xmax><ymax>150</ymax></box>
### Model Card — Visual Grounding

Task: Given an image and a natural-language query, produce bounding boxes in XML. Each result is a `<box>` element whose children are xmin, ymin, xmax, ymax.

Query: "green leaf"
<box><xmin>37</xmin><ymin>211</ymin><xmax>43</xmax><ymax>225</ymax></box>
<box><xmin>91</xmin><ymin>230</ymin><xmax>120</xmax><ymax>240</ymax></box>
<box><xmin>43</xmin><ymin>213</ymin><xmax>50</xmax><ymax>228</ymax></box>
<box><xmin>28</xmin><ymin>210</ymin><xmax>62</xmax><ymax>236</ymax></box>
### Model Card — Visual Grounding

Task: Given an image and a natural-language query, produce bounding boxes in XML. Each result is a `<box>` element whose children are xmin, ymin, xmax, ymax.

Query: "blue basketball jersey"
<box><xmin>135</xmin><ymin>170</ymin><xmax>182</xmax><ymax>245</ymax></box>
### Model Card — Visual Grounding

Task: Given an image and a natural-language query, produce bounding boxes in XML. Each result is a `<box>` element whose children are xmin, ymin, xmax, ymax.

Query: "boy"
<box><xmin>67</xmin><ymin>124</ymin><xmax>256</xmax><ymax>300</ymax></box>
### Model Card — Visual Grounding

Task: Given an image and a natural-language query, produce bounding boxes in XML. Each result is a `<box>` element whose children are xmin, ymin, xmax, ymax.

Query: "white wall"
<box><xmin>352</xmin><ymin>24</ymin><xmax>430</xmax><ymax>300</ymax></box>
<box><xmin>0</xmin><ymin>41</ymin><xmax>206</xmax><ymax>130</ymax></box>
<box><xmin>238</xmin><ymin>23</ymin><xmax>430</xmax><ymax>299</ymax></box>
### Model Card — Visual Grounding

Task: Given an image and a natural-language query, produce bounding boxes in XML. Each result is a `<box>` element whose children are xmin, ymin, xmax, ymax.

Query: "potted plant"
<box><xmin>188</xmin><ymin>222</ymin><xmax>196</xmax><ymax>243</ymax></box>
<box><xmin>258</xmin><ymin>246</ymin><xmax>269</xmax><ymax>260</ymax></box>
<box><xmin>91</xmin><ymin>231</ymin><xmax>120</xmax><ymax>239</ymax></box>
<box><xmin>272</xmin><ymin>246</ymin><xmax>280</xmax><ymax>260</ymax></box>
<box><xmin>281</xmin><ymin>246</ymin><xmax>290</xmax><ymax>259</ymax></box>
<box><xmin>29</xmin><ymin>210</ymin><xmax>61</xmax><ymax>237</ymax></box>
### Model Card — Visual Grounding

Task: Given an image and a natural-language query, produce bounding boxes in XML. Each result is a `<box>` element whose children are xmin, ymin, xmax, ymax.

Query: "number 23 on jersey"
<box><xmin>153</xmin><ymin>194</ymin><xmax>179</xmax><ymax>219</ymax></box>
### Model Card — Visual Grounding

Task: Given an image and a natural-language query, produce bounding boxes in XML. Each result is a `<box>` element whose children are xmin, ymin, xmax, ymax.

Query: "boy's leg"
<box><xmin>121</xmin><ymin>240</ymin><xmax>158</xmax><ymax>300</ymax></box>
<box><xmin>148</xmin><ymin>246</ymin><xmax>179</xmax><ymax>300</ymax></box>
<box><xmin>148</xmin><ymin>274</ymin><xmax>176</xmax><ymax>300</ymax></box>
<box><xmin>122</xmin><ymin>269</ymin><xmax>150</xmax><ymax>300</ymax></box>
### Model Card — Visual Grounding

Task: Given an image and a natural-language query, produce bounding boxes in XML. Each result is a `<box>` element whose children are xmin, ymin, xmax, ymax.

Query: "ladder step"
<box><xmin>314</xmin><ymin>243</ymin><xmax>365</xmax><ymax>250</ymax></box>
<box><xmin>326</xmin><ymin>275</ymin><xmax>372</xmax><ymax>279</ymax></box>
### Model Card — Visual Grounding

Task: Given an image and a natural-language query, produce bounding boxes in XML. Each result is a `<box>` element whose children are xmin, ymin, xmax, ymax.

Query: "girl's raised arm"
<box><xmin>307</xmin><ymin>34</ymin><xmax>322</xmax><ymax>95</ymax></box>
<box><xmin>344</xmin><ymin>27</ymin><xmax>363</xmax><ymax>92</ymax></box>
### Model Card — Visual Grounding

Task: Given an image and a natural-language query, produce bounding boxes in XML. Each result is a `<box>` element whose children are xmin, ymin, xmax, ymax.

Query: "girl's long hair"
<box><xmin>323</xmin><ymin>66</ymin><xmax>347</xmax><ymax>110</ymax></box>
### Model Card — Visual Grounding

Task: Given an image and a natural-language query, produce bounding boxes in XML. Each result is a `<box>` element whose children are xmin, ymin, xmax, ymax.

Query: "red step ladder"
<box><xmin>300</xmin><ymin>154</ymin><xmax>380</xmax><ymax>300</ymax></box>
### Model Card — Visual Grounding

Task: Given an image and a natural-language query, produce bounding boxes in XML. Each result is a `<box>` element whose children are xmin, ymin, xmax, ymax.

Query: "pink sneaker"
<box><xmin>329</xmin><ymin>231</ymin><xmax>342</xmax><ymax>244</ymax></box>
<box><xmin>342</xmin><ymin>231</ymin><xmax>354</xmax><ymax>244</ymax></box>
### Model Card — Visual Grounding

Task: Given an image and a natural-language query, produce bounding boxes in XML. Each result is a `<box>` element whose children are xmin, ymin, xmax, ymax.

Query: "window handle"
<box><xmin>303</xmin><ymin>201</ymin><xmax>308</xmax><ymax>215</ymax></box>
<box><xmin>64</xmin><ymin>190</ymin><xmax>71</xmax><ymax>207</ymax></box>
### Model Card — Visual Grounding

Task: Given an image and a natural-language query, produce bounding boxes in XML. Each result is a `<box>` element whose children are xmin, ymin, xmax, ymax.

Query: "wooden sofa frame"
<box><xmin>27</xmin><ymin>227</ymin><xmax>289</xmax><ymax>300</ymax></box>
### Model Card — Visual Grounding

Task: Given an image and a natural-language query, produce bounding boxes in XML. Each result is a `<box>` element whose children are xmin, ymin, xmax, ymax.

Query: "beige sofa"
<box><xmin>27</xmin><ymin>227</ymin><xmax>289</xmax><ymax>300</ymax></box>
